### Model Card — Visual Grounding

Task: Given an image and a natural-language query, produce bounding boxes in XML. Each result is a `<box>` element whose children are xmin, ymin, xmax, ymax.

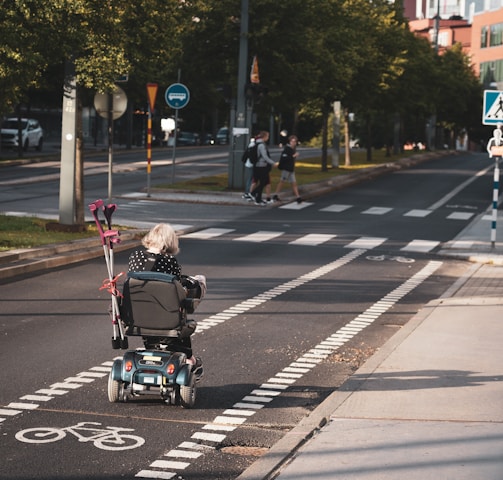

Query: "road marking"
<box><xmin>320</xmin><ymin>204</ymin><xmax>352</xmax><ymax>212</ymax></box>
<box><xmin>289</xmin><ymin>233</ymin><xmax>336</xmax><ymax>246</ymax></box>
<box><xmin>279</xmin><ymin>202</ymin><xmax>313</xmax><ymax>210</ymax></box>
<box><xmin>404</xmin><ymin>209</ymin><xmax>432</xmax><ymax>217</ymax></box>
<box><xmin>401</xmin><ymin>239</ymin><xmax>440</xmax><ymax>252</ymax></box>
<box><xmin>2</xmin><ymin>251</ymin><xmax>442</xmax><ymax>478</ymax></box>
<box><xmin>233</xmin><ymin>230</ymin><xmax>283</xmax><ymax>242</ymax></box>
<box><xmin>362</xmin><ymin>206</ymin><xmax>393</xmax><ymax>215</ymax></box>
<box><xmin>428</xmin><ymin>164</ymin><xmax>492</xmax><ymax>210</ymax></box>
<box><xmin>183</xmin><ymin>228</ymin><xmax>234</xmax><ymax>239</ymax></box>
<box><xmin>447</xmin><ymin>212</ymin><xmax>474</xmax><ymax>220</ymax></box>
<box><xmin>344</xmin><ymin>237</ymin><xmax>387</xmax><ymax>249</ymax></box>
<box><xmin>135</xmin><ymin>259</ymin><xmax>442</xmax><ymax>479</ymax></box>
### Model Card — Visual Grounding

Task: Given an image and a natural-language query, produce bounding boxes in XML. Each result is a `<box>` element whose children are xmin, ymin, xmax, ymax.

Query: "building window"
<box><xmin>481</xmin><ymin>60</ymin><xmax>503</xmax><ymax>88</ymax></box>
<box><xmin>490</xmin><ymin>23</ymin><xmax>503</xmax><ymax>47</ymax></box>
<box><xmin>481</xmin><ymin>25</ymin><xmax>488</xmax><ymax>48</ymax></box>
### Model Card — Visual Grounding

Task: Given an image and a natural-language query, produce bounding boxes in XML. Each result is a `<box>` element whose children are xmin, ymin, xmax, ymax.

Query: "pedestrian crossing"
<box><xmin>183</xmin><ymin>229</ymin><xmax>441</xmax><ymax>253</ymax></box>
<box><xmin>289</xmin><ymin>201</ymin><xmax>476</xmax><ymax>221</ymax></box>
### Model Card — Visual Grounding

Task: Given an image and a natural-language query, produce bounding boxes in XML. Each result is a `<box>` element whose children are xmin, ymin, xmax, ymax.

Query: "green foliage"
<box><xmin>0</xmin><ymin>0</ymin><xmax>485</xmax><ymax>148</ymax></box>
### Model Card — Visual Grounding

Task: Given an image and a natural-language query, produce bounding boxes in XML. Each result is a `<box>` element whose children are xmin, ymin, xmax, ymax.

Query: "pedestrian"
<box><xmin>241</xmin><ymin>135</ymin><xmax>256</xmax><ymax>201</ymax></box>
<box><xmin>249</xmin><ymin>131</ymin><xmax>276</xmax><ymax>205</ymax></box>
<box><xmin>128</xmin><ymin>223</ymin><xmax>205</xmax><ymax>379</ymax></box>
<box><xmin>273</xmin><ymin>135</ymin><xmax>302</xmax><ymax>203</ymax></box>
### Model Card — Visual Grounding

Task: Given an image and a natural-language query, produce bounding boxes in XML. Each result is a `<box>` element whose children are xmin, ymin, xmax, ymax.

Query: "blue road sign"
<box><xmin>165</xmin><ymin>83</ymin><xmax>190</xmax><ymax>109</ymax></box>
<box><xmin>483</xmin><ymin>90</ymin><xmax>503</xmax><ymax>125</ymax></box>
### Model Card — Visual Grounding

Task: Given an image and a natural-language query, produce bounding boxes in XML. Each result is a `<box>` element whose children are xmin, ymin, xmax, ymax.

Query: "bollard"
<box><xmin>491</xmin><ymin>157</ymin><xmax>500</xmax><ymax>247</ymax></box>
<box><xmin>487</xmin><ymin>125</ymin><xmax>503</xmax><ymax>247</ymax></box>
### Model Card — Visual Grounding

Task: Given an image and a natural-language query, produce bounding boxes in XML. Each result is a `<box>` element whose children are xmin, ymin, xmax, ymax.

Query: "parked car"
<box><xmin>176</xmin><ymin>131</ymin><xmax>199</xmax><ymax>146</ymax></box>
<box><xmin>1</xmin><ymin>118</ymin><xmax>44</xmax><ymax>151</ymax></box>
<box><xmin>216</xmin><ymin>127</ymin><xmax>229</xmax><ymax>145</ymax></box>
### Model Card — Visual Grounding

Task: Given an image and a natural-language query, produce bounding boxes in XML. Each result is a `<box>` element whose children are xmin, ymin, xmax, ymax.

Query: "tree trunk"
<box><xmin>321</xmin><ymin>101</ymin><xmax>329</xmax><ymax>172</ymax></box>
<box><xmin>366</xmin><ymin>114</ymin><xmax>372</xmax><ymax>162</ymax></box>
<box><xmin>344</xmin><ymin>108</ymin><xmax>351</xmax><ymax>167</ymax></box>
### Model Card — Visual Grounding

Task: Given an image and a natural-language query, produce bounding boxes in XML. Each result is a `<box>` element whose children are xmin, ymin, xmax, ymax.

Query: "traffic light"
<box><xmin>245</xmin><ymin>83</ymin><xmax>268</xmax><ymax>105</ymax></box>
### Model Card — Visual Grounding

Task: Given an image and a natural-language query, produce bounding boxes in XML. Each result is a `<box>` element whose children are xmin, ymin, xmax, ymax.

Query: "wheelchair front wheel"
<box><xmin>108</xmin><ymin>371</ymin><xmax>121</xmax><ymax>403</ymax></box>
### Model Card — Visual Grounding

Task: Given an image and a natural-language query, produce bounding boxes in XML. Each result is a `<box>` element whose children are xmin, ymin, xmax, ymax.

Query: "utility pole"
<box><xmin>59</xmin><ymin>59</ymin><xmax>77</xmax><ymax>225</ymax></box>
<box><xmin>228</xmin><ymin>0</ymin><xmax>249</xmax><ymax>190</ymax></box>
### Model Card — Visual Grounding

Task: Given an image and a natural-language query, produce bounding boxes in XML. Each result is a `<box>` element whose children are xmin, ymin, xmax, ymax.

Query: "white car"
<box><xmin>1</xmin><ymin>118</ymin><xmax>44</xmax><ymax>151</ymax></box>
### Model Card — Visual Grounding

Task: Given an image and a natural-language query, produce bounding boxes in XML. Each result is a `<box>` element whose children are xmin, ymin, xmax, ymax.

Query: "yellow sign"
<box><xmin>146</xmin><ymin>83</ymin><xmax>158</xmax><ymax>112</ymax></box>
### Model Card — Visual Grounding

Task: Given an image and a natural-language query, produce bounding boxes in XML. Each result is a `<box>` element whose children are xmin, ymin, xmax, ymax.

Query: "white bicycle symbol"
<box><xmin>366</xmin><ymin>254</ymin><xmax>415</xmax><ymax>263</ymax></box>
<box><xmin>15</xmin><ymin>421</ymin><xmax>145</xmax><ymax>451</ymax></box>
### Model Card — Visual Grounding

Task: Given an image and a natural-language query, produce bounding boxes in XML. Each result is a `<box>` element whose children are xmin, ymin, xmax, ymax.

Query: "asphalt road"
<box><xmin>0</xmin><ymin>150</ymin><xmax>493</xmax><ymax>479</ymax></box>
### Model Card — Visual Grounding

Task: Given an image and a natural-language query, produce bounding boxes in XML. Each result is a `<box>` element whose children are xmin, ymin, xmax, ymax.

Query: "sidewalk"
<box><xmin>237</xmin><ymin>215</ymin><xmax>503</xmax><ymax>479</ymax></box>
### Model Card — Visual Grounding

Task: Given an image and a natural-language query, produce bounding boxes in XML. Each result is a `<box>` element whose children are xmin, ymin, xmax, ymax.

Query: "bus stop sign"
<box><xmin>165</xmin><ymin>83</ymin><xmax>190</xmax><ymax>110</ymax></box>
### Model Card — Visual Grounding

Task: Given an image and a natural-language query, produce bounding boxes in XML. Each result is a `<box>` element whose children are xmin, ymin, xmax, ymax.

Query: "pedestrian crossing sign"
<box><xmin>483</xmin><ymin>90</ymin><xmax>503</xmax><ymax>125</ymax></box>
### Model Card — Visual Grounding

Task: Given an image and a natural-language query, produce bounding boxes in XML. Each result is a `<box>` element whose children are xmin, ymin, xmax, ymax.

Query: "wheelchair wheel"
<box><xmin>179</xmin><ymin>375</ymin><xmax>196</xmax><ymax>408</ymax></box>
<box><xmin>108</xmin><ymin>370</ymin><xmax>121</xmax><ymax>403</ymax></box>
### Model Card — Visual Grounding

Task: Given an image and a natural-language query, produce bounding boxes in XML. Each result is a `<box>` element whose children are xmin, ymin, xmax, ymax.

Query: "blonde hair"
<box><xmin>142</xmin><ymin>223</ymin><xmax>179</xmax><ymax>255</ymax></box>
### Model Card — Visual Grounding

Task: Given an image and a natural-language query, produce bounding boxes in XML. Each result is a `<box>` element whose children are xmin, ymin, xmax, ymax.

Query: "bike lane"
<box><xmin>0</xmin><ymin>249</ymin><xmax>455</xmax><ymax>480</ymax></box>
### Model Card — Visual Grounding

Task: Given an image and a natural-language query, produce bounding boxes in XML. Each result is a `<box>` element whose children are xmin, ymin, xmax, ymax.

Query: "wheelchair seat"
<box><xmin>120</xmin><ymin>271</ymin><xmax>190</xmax><ymax>338</ymax></box>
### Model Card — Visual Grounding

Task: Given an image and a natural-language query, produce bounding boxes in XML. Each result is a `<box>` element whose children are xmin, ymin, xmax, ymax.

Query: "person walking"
<box><xmin>250</xmin><ymin>131</ymin><xmax>276</xmax><ymax>205</ymax></box>
<box><xmin>273</xmin><ymin>135</ymin><xmax>302</xmax><ymax>203</ymax></box>
<box><xmin>241</xmin><ymin>135</ymin><xmax>256</xmax><ymax>201</ymax></box>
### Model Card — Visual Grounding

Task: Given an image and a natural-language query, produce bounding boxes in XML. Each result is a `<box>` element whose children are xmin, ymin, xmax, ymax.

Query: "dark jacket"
<box><xmin>278</xmin><ymin>144</ymin><xmax>296</xmax><ymax>172</ymax></box>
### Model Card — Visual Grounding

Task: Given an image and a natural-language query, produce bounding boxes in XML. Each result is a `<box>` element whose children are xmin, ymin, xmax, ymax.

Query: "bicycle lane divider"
<box><xmin>134</xmin><ymin>259</ymin><xmax>443</xmax><ymax>480</ymax></box>
<box><xmin>1</xmin><ymin>253</ymin><xmax>442</xmax><ymax>478</ymax></box>
<box><xmin>0</xmin><ymin>248</ymin><xmax>365</xmax><ymax>424</ymax></box>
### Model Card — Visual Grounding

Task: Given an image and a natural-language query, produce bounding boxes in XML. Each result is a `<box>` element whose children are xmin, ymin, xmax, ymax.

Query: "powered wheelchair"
<box><xmin>107</xmin><ymin>271</ymin><xmax>202</xmax><ymax>408</ymax></box>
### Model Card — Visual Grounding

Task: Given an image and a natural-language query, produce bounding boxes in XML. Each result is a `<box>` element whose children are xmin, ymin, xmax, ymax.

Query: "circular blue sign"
<box><xmin>165</xmin><ymin>83</ymin><xmax>190</xmax><ymax>109</ymax></box>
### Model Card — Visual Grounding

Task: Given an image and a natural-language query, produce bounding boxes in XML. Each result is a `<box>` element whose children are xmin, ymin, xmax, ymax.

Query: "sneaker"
<box><xmin>255</xmin><ymin>199</ymin><xmax>267</xmax><ymax>206</ymax></box>
<box><xmin>266</xmin><ymin>198</ymin><xmax>274</xmax><ymax>204</ymax></box>
<box><xmin>296</xmin><ymin>197</ymin><xmax>303</xmax><ymax>204</ymax></box>
<box><xmin>273</xmin><ymin>195</ymin><xmax>280</xmax><ymax>202</ymax></box>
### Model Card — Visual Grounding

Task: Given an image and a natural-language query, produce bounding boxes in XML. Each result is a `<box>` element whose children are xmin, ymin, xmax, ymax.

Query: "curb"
<box><xmin>0</xmin><ymin>232</ymin><xmax>143</xmax><ymax>281</ymax></box>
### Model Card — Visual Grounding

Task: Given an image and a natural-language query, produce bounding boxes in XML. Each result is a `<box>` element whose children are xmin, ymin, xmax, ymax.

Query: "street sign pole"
<box><xmin>165</xmin><ymin>77</ymin><xmax>190</xmax><ymax>184</ymax></box>
<box><xmin>146</xmin><ymin>83</ymin><xmax>158</xmax><ymax>196</ymax></box>
<box><xmin>94</xmin><ymin>86</ymin><xmax>128</xmax><ymax>203</ymax></box>
<box><xmin>171</xmin><ymin>108</ymin><xmax>179</xmax><ymax>184</ymax></box>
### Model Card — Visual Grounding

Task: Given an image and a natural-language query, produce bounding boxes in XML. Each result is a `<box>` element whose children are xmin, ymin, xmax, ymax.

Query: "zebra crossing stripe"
<box><xmin>183</xmin><ymin>228</ymin><xmax>444</xmax><ymax>252</ymax></box>
<box><xmin>233</xmin><ymin>231</ymin><xmax>283</xmax><ymax>242</ymax></box>
<box><xmin>401</xmin><ymin>239</ymin><xmax>440</xmax><ymax>252</ymax></box>
<box><xmin>345</xmin><ymin>237</ymin><xmax>387</xmax><ymax>249</ymax></box>
<box><xmin>289</xmin><ymin>233</ymin><xmax>336</xmax><ymax>246</ymax></box>
<box><xmin>405</xmin><ymin>209</ymin><xmax>432</xmax><ymax>217</ymax></box>
<box><xmin>183</xmin><ymin>228</ymin><xmax>234</xmax><ymax>239</ymax></box>
<box><xmin>362</xmin><ymin>206</ymin><xmax>393</xmax><ymax>215</ymax></box>
<box><xmin>320</xmin><ymin>204</ymin><xmax>352</xmax><ymax>212</ymax></box>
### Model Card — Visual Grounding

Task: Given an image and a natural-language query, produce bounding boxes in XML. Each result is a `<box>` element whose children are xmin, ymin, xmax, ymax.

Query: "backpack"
<box><xmin>241</xmin><ymin>142</ymin><xmax>258</xmax><ymax>165</ymax></box>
